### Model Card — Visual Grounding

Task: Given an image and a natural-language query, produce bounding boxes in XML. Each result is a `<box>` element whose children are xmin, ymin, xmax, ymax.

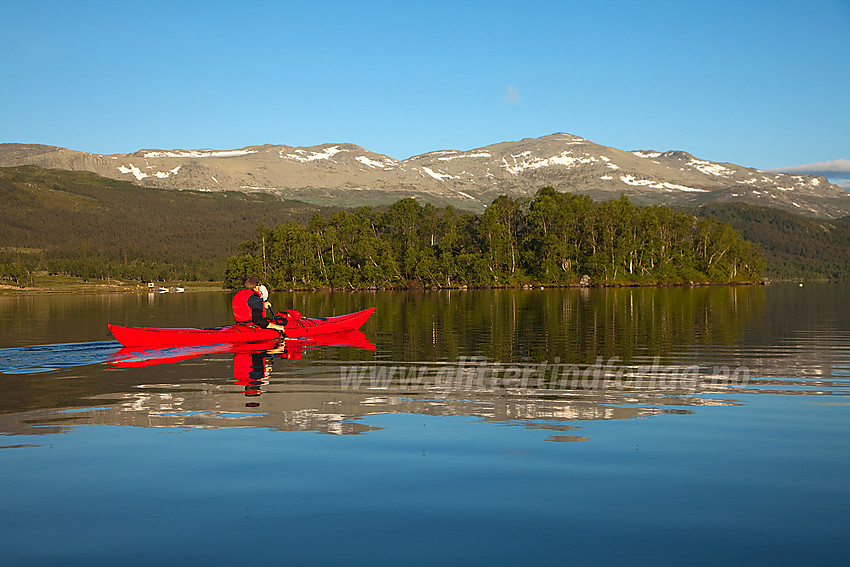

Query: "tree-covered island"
<box><xmin>224</xmin><ymin>187</ymin><xmax>765</xmax><ymax>290</ymax></box>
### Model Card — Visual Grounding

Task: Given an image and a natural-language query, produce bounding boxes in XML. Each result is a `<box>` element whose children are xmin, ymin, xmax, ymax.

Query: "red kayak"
<box><xmin>109</xmin><ymin>330</ymin><xmax>376</xmax><ymax>368</ymax></box>
<box><xmin>108</xmin><ymin>307</ymin><xmax>375</xmax><ymax>348</ymax></box>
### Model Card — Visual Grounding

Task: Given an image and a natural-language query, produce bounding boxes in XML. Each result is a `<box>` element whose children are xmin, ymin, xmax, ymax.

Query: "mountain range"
<box><xmin>2</xmin><ymin>133</ymin><xmax>847</xmax><ymax>218</ymax></box>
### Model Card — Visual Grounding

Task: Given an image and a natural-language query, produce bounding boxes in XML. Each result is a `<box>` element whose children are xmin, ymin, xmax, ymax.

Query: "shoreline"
<box><xmin>0</xmin><ymin>276</ymin><xmax>782</xmax><ymax>295</ymax></box>
<box><xmin>0</xmin><ymin>277</ymin><xmax>225</xmax><ymax>295</ymax></box>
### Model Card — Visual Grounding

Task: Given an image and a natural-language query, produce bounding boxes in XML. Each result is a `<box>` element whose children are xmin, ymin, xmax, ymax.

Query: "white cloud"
<box><xmin>502</xmin><ymin>85</ymin><xmax>521</xmax><ymax>104</ymax></box>
<box><xmin>768</xmin><ymin>158</ymin><xmax>850</xmax><ymax>176</ymax></box>
<box><xmin>768</xmin><ymin>159</ymin><xmax>850</xmax><ymax>190</ymax></box>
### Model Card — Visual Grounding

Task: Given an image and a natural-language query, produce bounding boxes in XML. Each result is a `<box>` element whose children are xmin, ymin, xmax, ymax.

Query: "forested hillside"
<box><xmin>696</xmin><ymin>203</ymin><xmax>850</xmax><ymax>281</ymax></box>
<box><xmin>0</xmin><ymin>166</ymin><xmax>328</xmax><ymax>284</ymax></box>
<box><xmin>225</xmin><ymin>188</ymin><xmax>764</xmax><ymax>290</ymax></box>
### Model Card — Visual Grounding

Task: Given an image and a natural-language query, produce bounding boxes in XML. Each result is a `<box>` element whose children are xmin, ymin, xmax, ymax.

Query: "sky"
<box><xmin>2</xmin><ymin>0</ymin><xmax>849</xmax><ymax>186</ymax></box>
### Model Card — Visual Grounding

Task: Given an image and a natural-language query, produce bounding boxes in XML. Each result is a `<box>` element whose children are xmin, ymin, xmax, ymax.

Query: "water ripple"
<box><xmin>0</xmin><ymin>341</ymin><xmax>121</xmax><ymax>374</ymax></box>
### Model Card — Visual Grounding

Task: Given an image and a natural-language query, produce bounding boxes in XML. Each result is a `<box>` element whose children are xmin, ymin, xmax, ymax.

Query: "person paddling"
<box><xmin>232</xmin><ymin>275</ymin><xmax>287</xmax><ymax>335</ymax></box>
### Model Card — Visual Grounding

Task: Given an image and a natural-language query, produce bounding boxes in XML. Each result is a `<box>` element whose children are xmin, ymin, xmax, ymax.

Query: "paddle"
<box><xmin>258</xmin><ymin>284</ymin><xmax>284</xmax><ymax>325</ymax></box>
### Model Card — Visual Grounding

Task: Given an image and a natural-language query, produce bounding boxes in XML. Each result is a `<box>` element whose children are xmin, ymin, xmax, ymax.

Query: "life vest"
<box><xmin>232</xmin><ymin>289</ymin><xmax>256</xmax><ymax>323</ymax></box>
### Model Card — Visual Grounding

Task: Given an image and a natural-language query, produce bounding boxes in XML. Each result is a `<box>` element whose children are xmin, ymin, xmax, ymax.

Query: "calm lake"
<box><xmin>1</xmin><ymin>284</ymin><xmax>848</xmax><ymax>565</ymax></box>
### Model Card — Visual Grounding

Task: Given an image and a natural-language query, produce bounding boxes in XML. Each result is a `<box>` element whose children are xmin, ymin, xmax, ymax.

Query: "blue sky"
<box><xmin>2</xmin><ymin>0</ymin><xmax>848</xmax><ymax>184</ymax></box>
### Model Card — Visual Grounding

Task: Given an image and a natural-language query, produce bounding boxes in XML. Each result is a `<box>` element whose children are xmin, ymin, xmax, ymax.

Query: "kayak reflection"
<box><xmin>233</xmin><ymin>332</ymin><xmax>376</xmax><ymax>397</ymax></box>
<box><xmin>108</xmin><ymin>329</ymin><xmax>375</xmax><ymax>370</ymax></box>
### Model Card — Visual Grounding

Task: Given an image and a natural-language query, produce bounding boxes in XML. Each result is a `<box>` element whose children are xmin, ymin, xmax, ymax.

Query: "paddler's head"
<box><xmin>243</xmin><ymin>275</ymin><xmax>260</xmax><ymax>290</ymax></box>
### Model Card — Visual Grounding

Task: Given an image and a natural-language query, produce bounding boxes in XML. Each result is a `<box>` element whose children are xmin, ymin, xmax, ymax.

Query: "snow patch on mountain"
<box><xmin>143</xmin><ymin>149</ymin><xmax>257</xmax><ymax>159</ymax></box>
<box><xmin>632</xmin><ymin>151</ymin><xmax>662</xmax><ymax>159</ymax></box>
<box><xmin>554</xmin><ymin>133</ymin><xmax>588</xmax><ymax>145</ymax></box>
<box><xmin>502</xmin><ymin>151</ymin><xmax>599</xmax><ymax>175</ymax></box>
<box><xmin>283</xmin><ymin>146</ymin><xmax>346</xmax><ymax>162</ymax></box>
<box><xmin>687</xmin><ymin>159</ymin><xmax>734</xmax><ymax>177</ymax></box>
<box><xmin>600</xmin><ymin>156</ymin><xmax>620</xmax><ymax>170</ymax></box>
<box><xmin>620</xmin><ymin>174</ymin><xmax>706</xmax><ymax>192</ymax></box>
<box><xmin>119</xmin><ymin>162</ymin><xmax>181</xmax><ymax>180</ymax></box>
<box><xmin>154</xmin><ymin>166</ymin><xmax>181</xmax><ymax>179</ymax></box>
<box><xmin>118</xmin><ymin>164</ymin><xmax>147</xmax><ymax>180</ymax></box>
<box><xmin>421</xmin><ymin>166</ymin><xmax>455</xmax><ymax>181</ymax></box>
<box><xmin>437</xmin><ymin>152</ymin><xmax>492</xmax><ymax>161</ymax></box>
<box><xmin>356</xmin><ymin>156</ymin><xmax>396</xmax><ymax>169</ymax></box>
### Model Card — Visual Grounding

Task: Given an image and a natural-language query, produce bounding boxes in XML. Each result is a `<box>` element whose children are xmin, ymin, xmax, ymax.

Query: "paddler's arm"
<box><xmin>251</xmin><ymin>308</ymin><xmax>287</xmax><ymax>332</ymax></box>
<box><xmin>248</xmin><ymin>294</ymin><xmax>286</xmax><ymax>332</ymax></box>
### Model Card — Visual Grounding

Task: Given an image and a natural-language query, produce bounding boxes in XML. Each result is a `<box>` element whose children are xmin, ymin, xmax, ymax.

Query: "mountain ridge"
<box><xmin>1</xmin><ymin>133</ymin><xmax>847</xmax><ymax>218</ymax></box>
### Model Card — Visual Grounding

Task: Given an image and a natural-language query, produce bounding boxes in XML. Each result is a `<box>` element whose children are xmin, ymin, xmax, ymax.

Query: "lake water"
<box><xmin>0</xmin><ymin>284</ymin><xmax>848</xmax><ymax>565</ymax></box>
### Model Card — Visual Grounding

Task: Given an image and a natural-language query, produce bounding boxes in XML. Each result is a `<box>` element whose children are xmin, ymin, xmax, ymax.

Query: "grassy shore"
<box><xmin>0</xmin><ymin>274</ymin><xmax>224</xmax><ymax>295</ymax></box>
<box><xmin>1</xmin><ymin>273</ymin><xmax>774</xmax><ymax>295</ymax></box>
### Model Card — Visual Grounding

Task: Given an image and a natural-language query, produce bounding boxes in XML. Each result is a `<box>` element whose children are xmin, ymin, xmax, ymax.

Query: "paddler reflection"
<box><xmin>232</xmin><ymin>341</ymin><xmax>302</xmax><ymax>397</ymax></box>
<box><xmin>233</xmin><ymin>351</ymin><xmax>271</xmax><ymax>397</ymax></box>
